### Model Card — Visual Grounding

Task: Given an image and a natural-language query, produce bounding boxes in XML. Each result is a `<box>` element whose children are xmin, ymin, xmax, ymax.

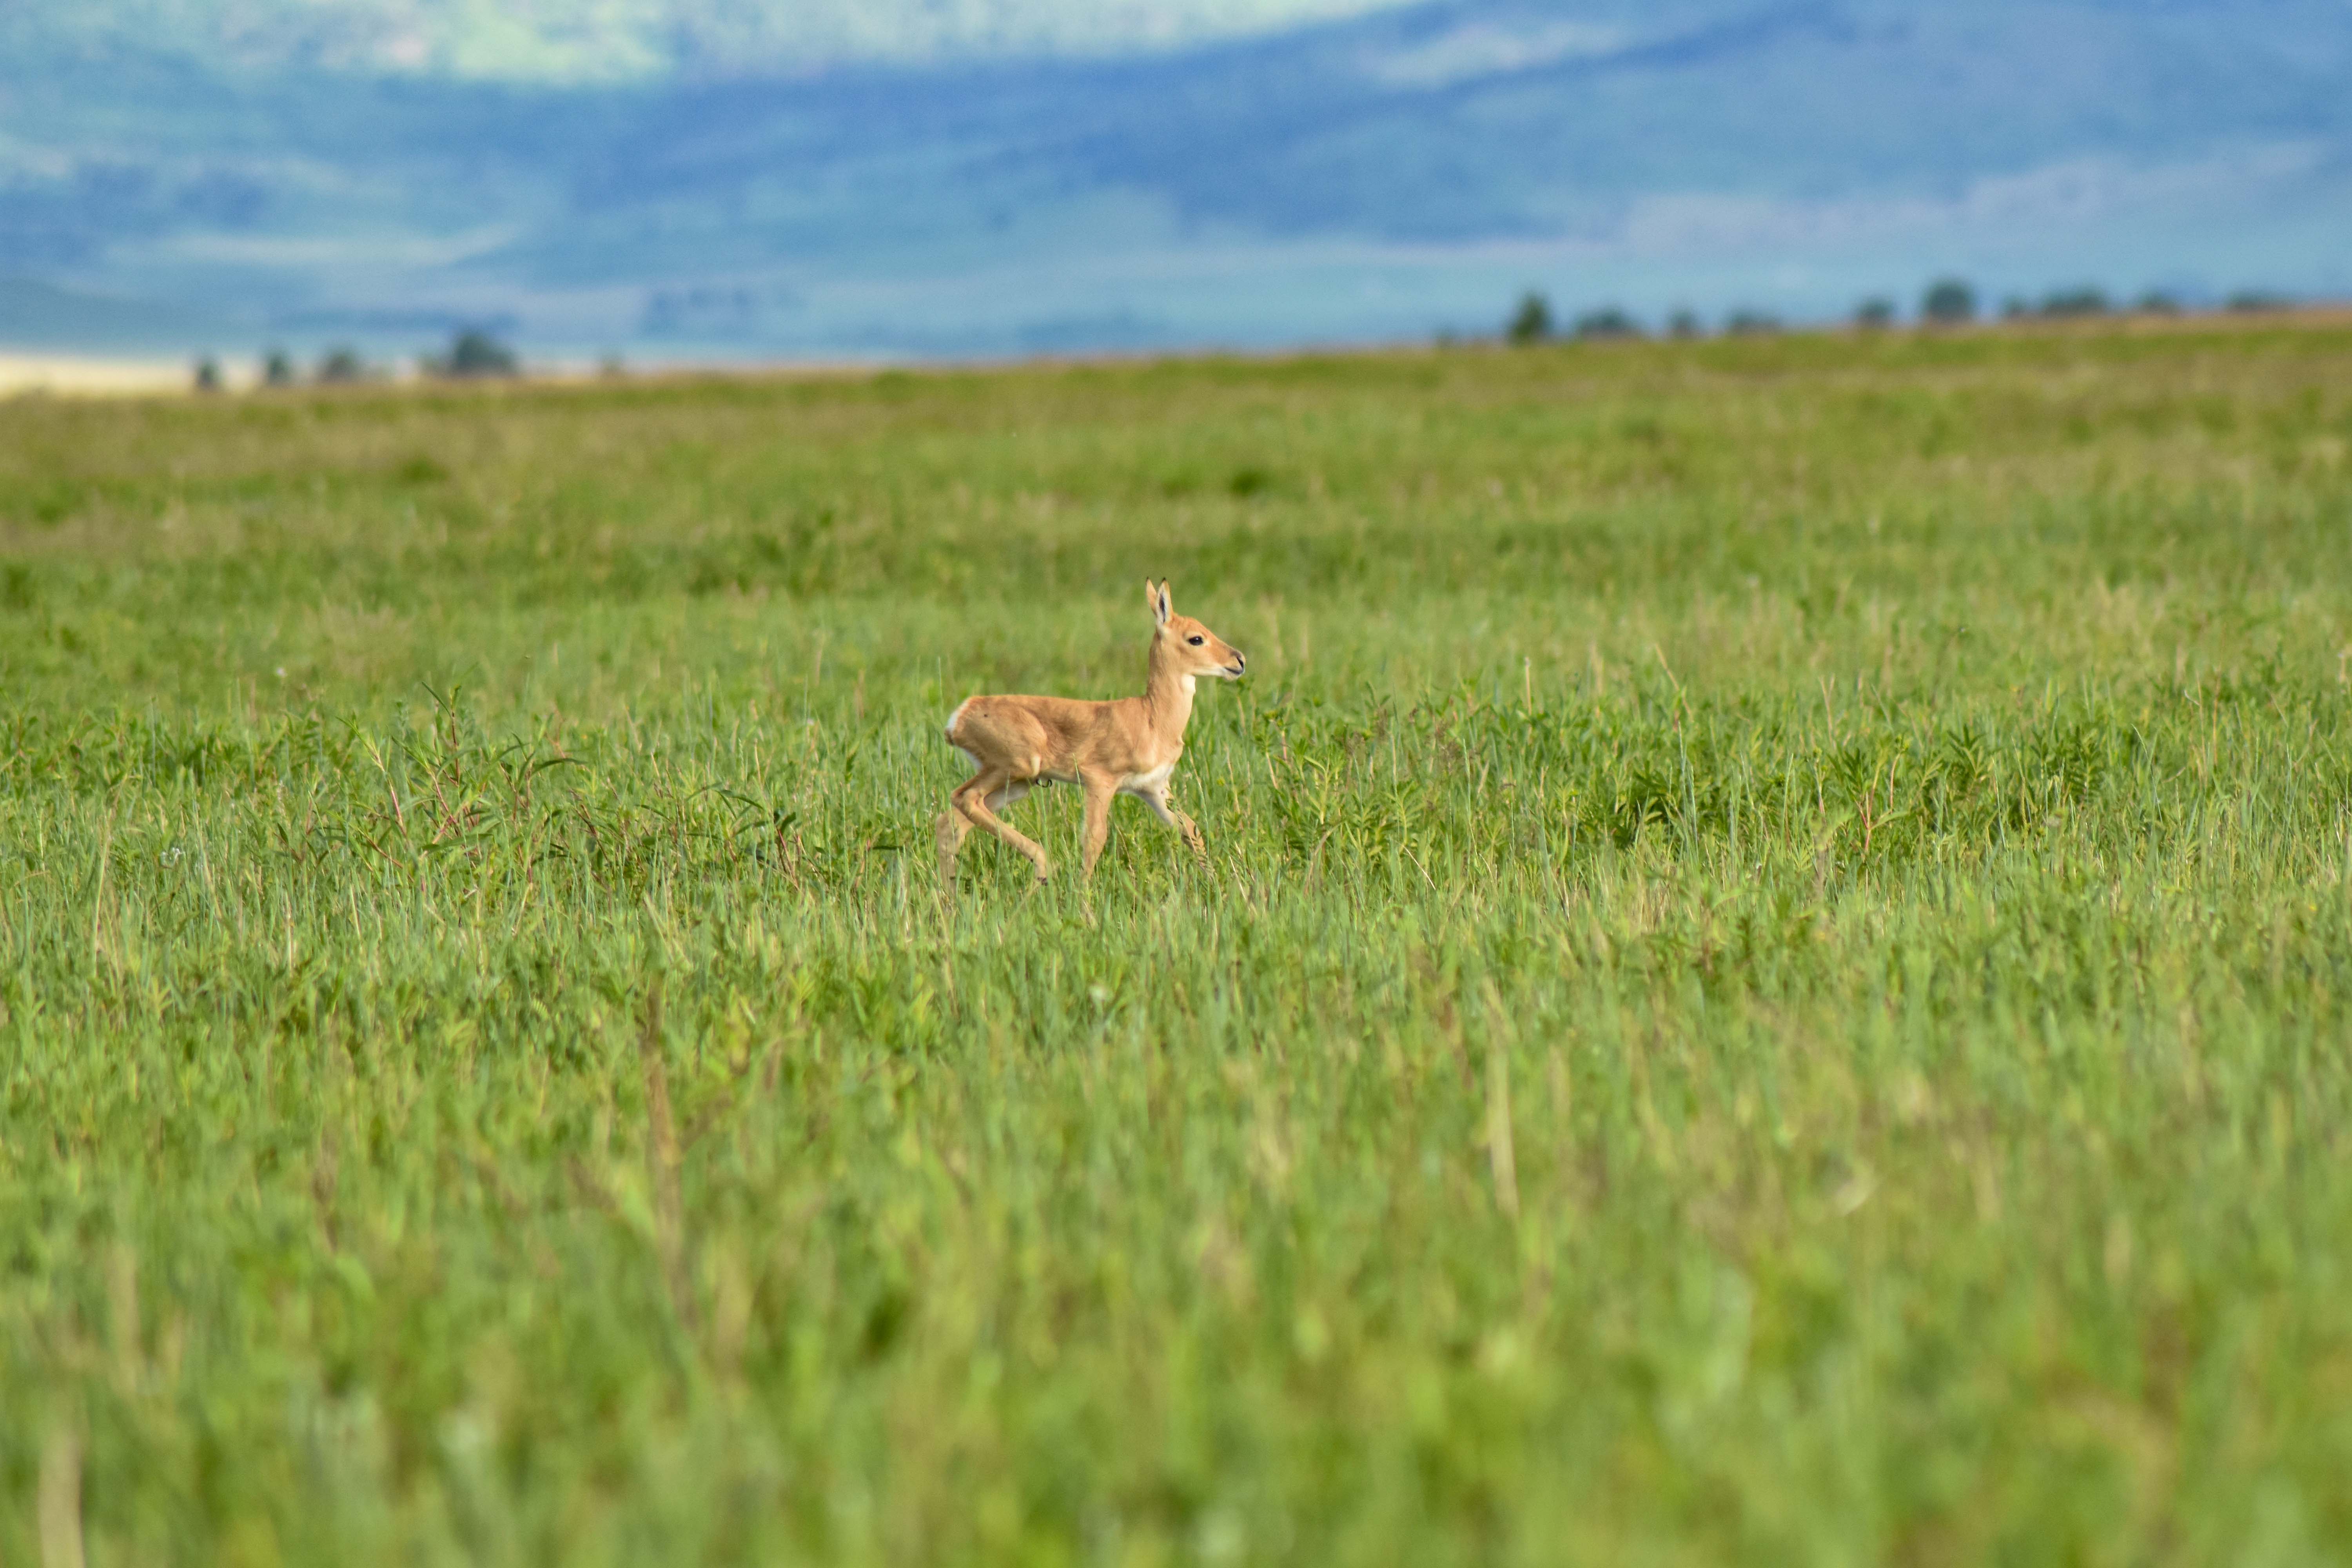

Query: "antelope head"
<box><xmin>1148</xmin><ymin>579</ymin><xmax>1246</xmax><ymax>682</ymax></box>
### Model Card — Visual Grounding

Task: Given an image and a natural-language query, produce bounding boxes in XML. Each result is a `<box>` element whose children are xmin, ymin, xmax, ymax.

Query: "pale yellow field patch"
<box><xmin>0</xmin><ymin>353</ymin><xmax>252</xmax><ymax>397</ymax></box>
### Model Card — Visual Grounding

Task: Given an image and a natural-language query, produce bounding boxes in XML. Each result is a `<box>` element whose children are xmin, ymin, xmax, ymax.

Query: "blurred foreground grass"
<box><xmin>4</xmin><ymin>324</ymin><xmax>2352</xmax><ymax>1564</ymax></box>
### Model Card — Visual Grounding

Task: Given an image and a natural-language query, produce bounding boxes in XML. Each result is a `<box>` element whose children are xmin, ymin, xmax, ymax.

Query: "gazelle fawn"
<box><xmin>936</xmin><ymin>580</ymin><xmax>1247</xmax><ymax>884</ymax></box>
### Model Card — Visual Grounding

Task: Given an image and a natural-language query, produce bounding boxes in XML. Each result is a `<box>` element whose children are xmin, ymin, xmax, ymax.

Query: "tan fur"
<box><xmin>936</xmin><ymin>579</ymin><xmax>1246</xmax><ymax>883</ymax></box>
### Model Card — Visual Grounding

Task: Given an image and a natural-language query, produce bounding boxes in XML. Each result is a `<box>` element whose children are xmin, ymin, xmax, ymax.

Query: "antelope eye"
<box><xmin>1187</xmin><ymin>635</ymin><xmax>1205</xmax><ymax>646</ymax></box>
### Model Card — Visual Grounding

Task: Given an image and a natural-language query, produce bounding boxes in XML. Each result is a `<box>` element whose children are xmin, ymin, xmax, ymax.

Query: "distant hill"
<box><xmin>4</xmin><ymin>0</ymin><xmax>2347</xmax><ymax>356</ymax></box>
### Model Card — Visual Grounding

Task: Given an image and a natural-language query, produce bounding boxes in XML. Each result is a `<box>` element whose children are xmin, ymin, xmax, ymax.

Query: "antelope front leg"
<box><xmin>1143</xmin><ymin>789</ymin><xmax>1209</xmax><ymax>864</ymax></box>
<box><xmin>1171</xmin><ymin>806</ymin><xmax>1208</xmax><ymax>863</ymax></box>
<box><xmin>1080</xmin><ymin>774</ymin><xmax>1118</xmax><ymax>879</ymax></box>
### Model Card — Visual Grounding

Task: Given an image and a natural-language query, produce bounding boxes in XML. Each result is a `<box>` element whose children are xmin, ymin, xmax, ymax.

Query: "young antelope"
<box><xmin>936</xmin><ymin>579</ymin><xmax>1246</xmax><ymax>883</ymax></box>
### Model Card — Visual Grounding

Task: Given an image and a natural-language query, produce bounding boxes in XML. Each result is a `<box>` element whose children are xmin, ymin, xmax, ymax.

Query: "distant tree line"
<box><xmin>1488</xmin><ymin>279</ymin><xmax>2306</xmax><ymax>348</ymax></box>
<box><xmin>423</xmin><ymin>330</ymin><xmax>520</xmax><ymax>379</ymax></box>
<box><xmin>1497</xmin><ymin>293</ymin><xmax>1793</xmax><ymax>345</ymax></box>
<box><xmin>1911</xmin><ymin>279</ymin><xmax>2295</xmax><ymax>328</ymax></box>
<box><xmin>195</xmin><ymin>328</ymin><xmax>523</xmax><ymax>393</ymax></box>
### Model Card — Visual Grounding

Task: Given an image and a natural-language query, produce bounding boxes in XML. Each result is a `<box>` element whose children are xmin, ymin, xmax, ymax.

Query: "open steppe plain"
<box><xmin>4</xmin><ymin>322</ymin><xmax>2352</xmax><ymax>1563</ymax></box>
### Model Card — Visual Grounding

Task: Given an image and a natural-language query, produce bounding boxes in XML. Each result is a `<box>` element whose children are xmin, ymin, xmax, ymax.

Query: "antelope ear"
<box><xmin>1153</xmin><ymin>580</ymin><xmax>1173</xmax><ymax>626</ymax></box>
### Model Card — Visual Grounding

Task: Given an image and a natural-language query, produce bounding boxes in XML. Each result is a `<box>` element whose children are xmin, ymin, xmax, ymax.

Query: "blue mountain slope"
<box><xmin>4</xmin><ymin>0</ymin><xmax>2348</xmax><ymax>354</ymax></box>
<box><xmin>546</xmin><ymin>0</ymin><xmax>2352</xmax><ymax>238</ymax></box>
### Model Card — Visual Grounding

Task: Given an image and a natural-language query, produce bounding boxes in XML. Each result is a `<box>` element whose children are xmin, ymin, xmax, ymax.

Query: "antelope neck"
<box><xmin>1142</xmin><ymin>639</ymin><xmax>1198</xmax><ymax>740</ymax></box>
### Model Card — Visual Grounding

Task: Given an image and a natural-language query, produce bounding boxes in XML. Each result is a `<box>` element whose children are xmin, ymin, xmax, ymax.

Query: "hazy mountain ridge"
<box><xmin>5</xmin><ymin>0</ymin><xmax>2349</xmax><ymax>355</ymax></box>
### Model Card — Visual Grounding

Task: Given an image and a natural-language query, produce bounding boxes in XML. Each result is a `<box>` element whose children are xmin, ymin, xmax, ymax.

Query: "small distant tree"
<box><xmin>1921</xmin><ymin>278</ymin><xmax>1976</xmax><ymax>325</ymax></box>
<box><xmin>2227</xmin><ymin>290</ymin><xmax>2290</xmax><ymax>314</ymax></box>
<box><xmin>192</xmin><ymin>356</ymin><xmax>223</xmax><ymax>393</ymax></box>
<box><xmin>1853</xmin><ymin>297</ymin><xmax>1896</xmax><ymax>330</ymax></box>
<box><xmin>429</xmin><ymin>328</ymin><xmax>520</xmax><ymax>379</ymax></box>
<box><xmin>316</xmin><ymin>346</ymin><xmax>368</xmax><ymax>384</ymax></box>
<box><xmin>2040</xmin><ymin>286</ymin><xmax>2109</xmax><ymax>319</ymax></box>
<box><xmin>1666</xmin><ymin>308</ymin><xmax>1703</xmax><ymax>340</ymax></box>
<box><xmin>1505</xmin><ymin>292</ymin><xmax>1553</xmax><ymax>346</ymax></box>
<box><xmin>2000</xmin><ymin>296</ymin><xmax>2031</xmax><ymax>321</ymax></box>
<box><xmin>1725</xmin><ymin>309</ymin><xmax>1780</xmax><ymax>336</ymax></box>
<box><xmin>1573</xmin><ymin>306</ymin><xmax>1641</xmax><ymax>341</ymax></box>
<box><xmin>2134</xmin><ymin>291</ymin><xmax>2181</xmax><ymax>316</ymax></box>
<box><xmin>262</xmin><ymin>348</ymin><xmax>295</xmax><ymax>388</ymax></box>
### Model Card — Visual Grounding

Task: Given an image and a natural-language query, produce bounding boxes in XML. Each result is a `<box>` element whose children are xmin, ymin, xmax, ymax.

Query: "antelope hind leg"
<box><xmin>934</xmin><ymin>807</ymin><xmax>972</xmax><ymax>884</ymax></box>
<box><xmin>957</xmin><ymin>776</ymin><xmax>1055</xmax><ymax>881</ymax></box>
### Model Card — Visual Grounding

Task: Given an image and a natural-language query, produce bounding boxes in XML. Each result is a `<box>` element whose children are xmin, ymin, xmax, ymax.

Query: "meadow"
<box><xmin>4</xmin><ymin>319</ymin><xmax>2352</xmax><ymax>1565</ymax></box>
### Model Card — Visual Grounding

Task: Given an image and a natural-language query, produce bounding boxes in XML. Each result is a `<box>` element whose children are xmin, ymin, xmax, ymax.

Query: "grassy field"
<box><xmin>4</xmin><ymin>321</ymin><xmax>2352</xmax><ymax>1565</ymax></box>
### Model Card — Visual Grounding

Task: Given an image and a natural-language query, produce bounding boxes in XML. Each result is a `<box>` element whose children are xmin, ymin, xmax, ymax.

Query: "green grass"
<box><xmin>5</xmin><ymin>323</ymin><xmax>2352</xmax><ymax>1565</ymax></box>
